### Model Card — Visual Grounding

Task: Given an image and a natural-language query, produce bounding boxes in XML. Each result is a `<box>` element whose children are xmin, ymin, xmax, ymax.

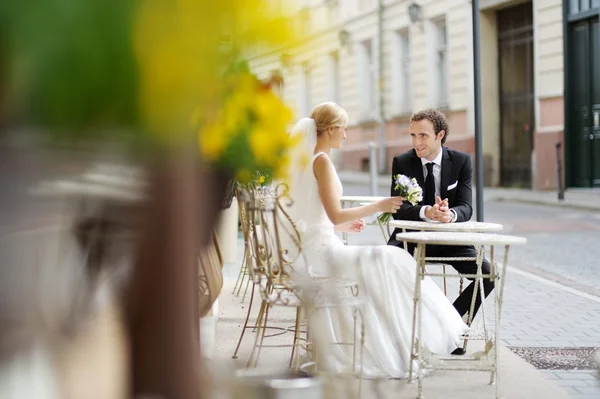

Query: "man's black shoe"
<box><xmin>451</xmin><ymin>348</ymin><xmax>466</xmax><ymax>355</ymax></box>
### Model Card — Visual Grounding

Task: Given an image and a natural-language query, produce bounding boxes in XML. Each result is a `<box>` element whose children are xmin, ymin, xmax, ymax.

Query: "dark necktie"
<box><xmin>425</xmin><ymin>162</ymin><xmax>435</xmax><ymax>206</ymax></box>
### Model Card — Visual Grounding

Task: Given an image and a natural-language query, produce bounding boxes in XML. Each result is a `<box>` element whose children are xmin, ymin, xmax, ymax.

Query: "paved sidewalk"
<box><xmin>211</xmin><ymin>237</ymin><xmax>579</xmax><ymax>398</ymax></box>
<box><xmin>338</xmin><ymin>170</ymin><xmax>600</xmax><ymax>212</ymax></box>
<box><xmin>214</xmin><ymin>260</ymin><xmax>571</xmax><ymax>399</ymax></box>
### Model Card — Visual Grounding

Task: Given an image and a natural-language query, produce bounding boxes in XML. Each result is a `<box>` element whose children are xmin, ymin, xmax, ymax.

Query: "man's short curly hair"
<box><xmin>410</xmin><ymin>108</ymin><xmax>449</xmax><ymax>145</ymax></box>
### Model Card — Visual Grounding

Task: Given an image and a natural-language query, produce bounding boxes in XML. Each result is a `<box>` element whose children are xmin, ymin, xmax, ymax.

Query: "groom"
<box><xmin>386</xmin><ymin>108</ymin><xmax>493</xmax><ymax>354</ymax></box>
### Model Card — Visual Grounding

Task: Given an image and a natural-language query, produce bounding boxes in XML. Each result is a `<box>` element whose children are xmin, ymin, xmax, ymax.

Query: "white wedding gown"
<box><xmin>296</xmin><ymin>153</ymin><xmax>469</xmax><ymax>379</ymax></box>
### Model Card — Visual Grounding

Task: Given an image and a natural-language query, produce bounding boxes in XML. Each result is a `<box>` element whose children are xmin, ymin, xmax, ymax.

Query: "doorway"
<box><xmin>497</xmin><ymin>2</ymin><xmax>535</xmax><ymax>187</ymax></box>
<box><xmin>568</xmin><ymin>17</ymin><xmax>600</xmax><ymax>187</ymax></box>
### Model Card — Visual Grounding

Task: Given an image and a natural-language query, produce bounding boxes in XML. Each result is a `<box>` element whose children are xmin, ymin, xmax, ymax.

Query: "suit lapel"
<box><xmin>440</xmin><ymin>147</ymin><xmax>451</xmax><ymax>199</ymax></box>
<box><xmin>411</xmin><ymin>150</ymin><xmax>426</xmax><ymax>194</ymax></box>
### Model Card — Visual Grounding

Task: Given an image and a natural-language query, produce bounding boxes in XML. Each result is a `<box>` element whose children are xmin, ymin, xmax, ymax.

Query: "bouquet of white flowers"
<box><xmin>377</xmin><ymin>174</ymin><xmax>423</xmax><ymax>224</ymax></box>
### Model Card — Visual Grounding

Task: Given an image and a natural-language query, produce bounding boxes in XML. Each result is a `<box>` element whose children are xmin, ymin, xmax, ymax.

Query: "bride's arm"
<box><xmin>334</xmin><ymin>219</ymin><xmax>365</xmax><ymax>233</ymax></box>
<box><xmin>334</xmin><ymin>220</ymin><xmax>357</xmax><ymax>232</ymax></box>
<box><xmin>334</xmin><ymin>220</ymin><xmax>351</xmax><ymax>232</ymax></box>
<box><xmin>313</xmin><ymin>154</ymin><xmax>402</xmax><ymax>226</ymax></box>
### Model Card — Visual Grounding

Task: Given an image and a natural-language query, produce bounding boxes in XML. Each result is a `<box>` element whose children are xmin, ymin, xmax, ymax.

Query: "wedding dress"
<box><xmin>290</xmin><ymin>150</ymin><xmax>469</xmax><ymax>379</ymax></box>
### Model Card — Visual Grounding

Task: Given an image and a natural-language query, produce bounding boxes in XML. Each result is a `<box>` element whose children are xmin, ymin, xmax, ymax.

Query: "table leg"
<box><xmin>492</xmin><ymin>245</ymin><xmax>511</xmax><ymax>396</ymax></box>
<box><xmin>408</xmin><ymin>244</ymin><xmax>422</xmax><ymax>383</ymax></box>
<box><xmin>417</xmin><ymin>244</ymin><xmax>425</xmax><ymax>399</ymax></box>
<box><xmin>377</xmin><ymin>219</ymin><xmax>389</xmax><ymax>243</ymax></box>
<box><xmin>341</xmin><ymin>201</ymin><xmax>353</xmax><ymax>245</ymax></box>
<box><xmin>491</xmin><ymin>245</ymin><xmax>499</xmax><ymax>390</ymax></box>
<box><xmin>463</xmin><ymin>245</ymin><xmax>485</xmax><ymax>351</ymax></box>
<box><xmin>477</xmin><ymin>246</ymin><xmax>489</xmax><ymax>341</ymax></box>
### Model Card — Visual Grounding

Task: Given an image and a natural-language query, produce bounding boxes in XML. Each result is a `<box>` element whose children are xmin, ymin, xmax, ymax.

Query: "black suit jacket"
<box><xmin>387</xmin><ymin>147</ymin><xmax>473</xmax><ymax>246</ymax></box>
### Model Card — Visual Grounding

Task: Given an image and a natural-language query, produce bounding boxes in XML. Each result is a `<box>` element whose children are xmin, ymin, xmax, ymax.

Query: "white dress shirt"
<box><xmin>418</xmin><ymin>149</ymin><xmax>458</xmax><ymax>222</ymax></box>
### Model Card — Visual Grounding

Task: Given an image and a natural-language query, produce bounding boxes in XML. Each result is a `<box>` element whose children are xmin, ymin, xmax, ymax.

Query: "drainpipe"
<box><xmin>377</xmin><ymin>0</ymin><xmax>386</xmax><ymax>174</ymax></box>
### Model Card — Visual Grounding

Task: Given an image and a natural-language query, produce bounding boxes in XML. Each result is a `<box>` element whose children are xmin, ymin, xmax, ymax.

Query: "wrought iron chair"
<box><xmin>235</xmin><ymin>184</ymin><xmax>306</xmax><ymax>368</ymax></box>
<box><xmin>231</xmin><ymin>185</ymin><xmax>285</xmax><ymax>361</ymax></box>
<box><xmin>231</xmin><ymin>211</ymin><xmax>252</xmax><ymax>301</ymax></box>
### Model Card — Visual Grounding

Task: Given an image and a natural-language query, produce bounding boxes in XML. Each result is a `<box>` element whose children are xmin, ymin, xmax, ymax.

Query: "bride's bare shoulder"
<box><xmin>312</xmin><ymin>153</ymin><xmax>335</xmax><ymax>177</ymax></box>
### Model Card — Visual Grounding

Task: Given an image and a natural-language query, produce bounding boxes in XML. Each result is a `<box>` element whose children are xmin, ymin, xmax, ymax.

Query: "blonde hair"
<box><xmin>308</xmin><ymin>102</ymin><xmax>348</xmax><ymax>136</ymax></box>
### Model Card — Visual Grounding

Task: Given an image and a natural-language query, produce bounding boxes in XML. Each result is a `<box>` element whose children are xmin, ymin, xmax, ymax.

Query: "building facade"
<box><xmin>249</xmin><ymin>0</ymin><xmax>598</xmax><ymax>189</ymax></box>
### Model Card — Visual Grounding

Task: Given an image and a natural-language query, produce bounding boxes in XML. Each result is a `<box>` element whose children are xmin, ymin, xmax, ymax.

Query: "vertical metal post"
<box><xmin>556</xmin><ymin>141</ymin><xmax>565</xmax><ymax>200</ymax></box>
<box><xmin>472</xmin><ymin>0</ymin><xmax>485</xmax><ymax>221</ymax></box>
<box><xmin>369</xmin><ymin>142</ymin><xmax>378</xmax><ymax>196</ymax></box>
<box><xmin>377</xmin><ymin>0</ymin><xmax>387</xmax><ymax>174</ymax></box>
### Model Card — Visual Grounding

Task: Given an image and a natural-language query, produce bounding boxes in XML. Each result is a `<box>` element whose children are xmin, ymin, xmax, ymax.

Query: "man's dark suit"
<box><xmin>386</xmin><ymin>147</ymin><xmax>493</xmax><ymax>320</ymax></box>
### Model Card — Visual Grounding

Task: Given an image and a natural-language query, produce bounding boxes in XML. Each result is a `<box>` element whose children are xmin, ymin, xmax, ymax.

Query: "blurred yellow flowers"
<box><xmin>197</xmin><ymin>66</ymin><xmax>298</xmax><ymax>183</ymax></box>
<box><xmin>133</xmin><ymin>0</ymin><xmax>301</xmax><ymax>182</ymax></box>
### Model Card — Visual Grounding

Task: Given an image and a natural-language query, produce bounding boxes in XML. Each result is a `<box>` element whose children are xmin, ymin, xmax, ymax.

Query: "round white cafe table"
<box><xmin>390</xmin><ymin>221</ymin><xmax>503</xmax><ymax>299</ymax></box>
<box><xmin>389</xmin><ymin>220</ymin><xmax>503</xmax><ymax>233</ymax></box>
<box><xmin>339</xmin><ymin>195</ymin><xmax>386</xmax><ymax>204</ymax></box>
<box><xmin>394</xmin><ymin>231</ymin><xmax>525</xmax><ymax>246</ymax></box>
<box><xmin>395</xmin><ymin>231</ymin><xmax>526</xmax><ymax>399</ymax></box>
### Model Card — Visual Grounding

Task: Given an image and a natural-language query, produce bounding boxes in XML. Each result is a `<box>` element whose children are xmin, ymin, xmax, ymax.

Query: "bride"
<box><xmin>286</xmin><ymin>102</ymin><xmax>468</xmax><ymax>379</ymax></box>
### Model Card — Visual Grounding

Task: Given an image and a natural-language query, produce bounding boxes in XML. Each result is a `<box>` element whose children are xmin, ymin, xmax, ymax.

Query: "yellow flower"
<box><xmin>249</xmin><ymin>125</ymin><xmax>277</xmax><ymax>164</ymax></box>
<box><xmin>199</xmin><ymin>121</ymin><xmax>229</xmax><ymax>161</ymax></box>
<box><xmin>255</xmin><ymin>92</ymin><xmax>294</xmax><ymax>129</ymax></box>
<box><xmin>257</xmin><ymin>175</ymin><xmax>266</xmax><ymax>185</ymax></box>
<box><xmin>223</xmin><ymin>95</ymin><xmax>250</xmax><ymax>133</ymax></box>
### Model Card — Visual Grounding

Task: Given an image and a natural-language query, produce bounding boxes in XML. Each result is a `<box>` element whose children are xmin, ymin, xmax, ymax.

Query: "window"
<box><xmin>570</xmin><ymin>0</ymin><xmax>599</xmax><ymax>14</ymax></box>
<box><xmin>434</xmin><ymin>19</ymin><xmax>448</xmax><ymax>107</ymax></box>
<box><xmin>581</xmin><ymin>0</ymin><xmax>590</xmax><ymax>12</ymax></box>
<box><xmin>325</xmin><ymin>0</ymin><xmax>338</xmax><ymax>24</ymax></box>
<box><xmin>570</xmin><ymin>0</ymin><xmax>579</xmax><ymax>14</ymax></box>
<box><xmin>326</xmin><ymin>51</ymin><xmax>340</xmax><ymax>103</ymax></box>
<box><xmin>357</xmin><ymin>39</ymin><xmax>376</xmax><ymax>118</ymax></box>
<box><xmin>392</xmin><ymin>30</ymin><xmax>411</xmax><ymax>113</ymax></box>
<box><xmin>297</xmin><ymin>63</ymin><xmax>311</xmax><ymax>117</ymax></box>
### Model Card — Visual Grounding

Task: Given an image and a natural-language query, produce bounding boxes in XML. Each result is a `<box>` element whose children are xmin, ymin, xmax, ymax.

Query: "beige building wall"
<box><xmin>533</xmin><ymin>0</ymin><xmax>564</xmax><ymax>189</ymax></box>
<box><xmin>248</xmin><ymin>0</ymin><xmax>565</xmax><ymax>188</ymax></box>
<box><xmin>480</xmin><ymin>9</ymin><xmax>500</xmax><ymax>186</ymax></box>
<box><xmin>250</xmin><ymin>0</ymin><xmax>476</xmax><ymax>159</ymax></box>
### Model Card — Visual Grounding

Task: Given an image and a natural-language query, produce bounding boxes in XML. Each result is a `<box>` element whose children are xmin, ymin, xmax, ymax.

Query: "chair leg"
<box><xmin>290</xmin><ymin>306</ymin><xmax>303</xmax><ymax>368</ymax></box>
<box><xmin>252</xmin><ymin>304</ymin><xmax>271</xmax><ymax>368</ymax></box>
<box><xmin>241</xmin><ymin>272</ymin><xmax>252</xmax><ymax>302</ymax></box>
<box><xmin>253</xmin><ymin>299</ymin><xmax>267</xmax><ymax>333</ymax></box>
<box><xmin>352</xmin><ymin>307</ymin><xmax>358</xmax><ymax>373</ymax></box>
<box><xmin>232</xmin><ymin>247</ymin><xmax>248</xmax><ymax>295</ymax></box>
<box><xmin>235</xmin><ymin>264</ymin><xmax>248</xmax><ymax>297</ymax></box>
<box><xmin>253</xmin><ymin>283</ymin><xmax>270</xmax><ymax>333</ymax></box>
<box><xmin>247</xmin><ymin>300</ymin><xmax>268</xmax><ymax>368</ymax></box>
<box><xmin>356</xmin><ymin>308</ymin><xmax>365</xmax><ymax>399</ymax></box>
<box><xmin>442</xmin><ymin>264</ymin><xmax>448</xmax><ymax>296</ymax></box>
<box><xmin>232</xmin><ymin>282</ymin><xmax>256</xmax><ymax>359</ymax></box>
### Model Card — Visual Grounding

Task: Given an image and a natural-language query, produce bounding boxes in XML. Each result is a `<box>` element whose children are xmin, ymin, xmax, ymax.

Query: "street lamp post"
<box><xmin>377</xmin><ymin>0</ymin><xmax>386</xmax><ymax>174</ymax></box>
<box><xmin>472</xmin><ymin>0</ymin><xmax>484</xmax><ymax>221</ymax></box>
